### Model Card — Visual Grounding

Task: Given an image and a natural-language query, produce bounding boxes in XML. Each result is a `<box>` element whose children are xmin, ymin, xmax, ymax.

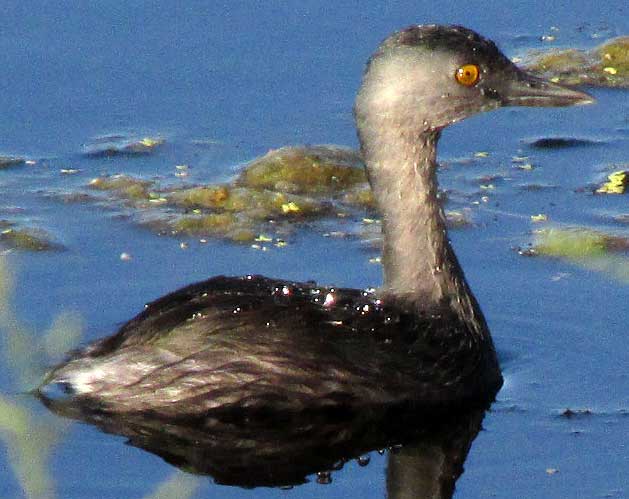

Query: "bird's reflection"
<box><xmin>40</xmin><ymin>395</ymin><xmax>489</xmax><ymax>497</ymax></box>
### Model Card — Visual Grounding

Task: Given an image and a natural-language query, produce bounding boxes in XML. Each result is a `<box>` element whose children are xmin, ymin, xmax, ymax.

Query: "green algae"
<box><xmin>341</xmin><ymin>185</ymin><xmax>375</xmax><ymax>209</ymax></box>
<box><xmin>168</xmin><ymin>185</ymin><xmax>231</xmax><ymax>209</ymax></box>
<box><xmin>526</xmin><ymin>36</ymin><xmax>629</xmax><ymax>87</ymax></box>
<box><xmin>58</xmin><ymin>144</ymin><xmax>483</xmax><ymax>244</ymax></box>
<box><xmin>533</xmin><ymin>228</ymin><xmax>611</xmax><ymax>259</ymax></box>
<box><xmin>167</xmin><ymin>185</ymin><xmax>325</xmax><ymax>218</ymax></box>
<box><xmin>238</xmin><ymin>145</ymin><xmax>366</xmax><ymax>194</ymax></box>
<box><xmin>174</xmin><ymin>217</ymin><xmax>256</xmax><ymax>242</ymax></box>
<box><xmin>527</xmin><ymin>227</ymin><xmax>629</xmax><ymax>283</ymax></box>
<box><xmin>88</xmin><ymin>175</ymin><xmax>155</xmax><ymax>201</ymax></box>
<box><xmin>528</xmin><ymin>49</ymin><xmax>591</xmax><ymax>86</ymax></box>
<box><xmin>0</xmin><ymin>228</ymin><xmax>64</xmax><ymax>252</ymax></box>
<box><xmin>596</xmin><ymin>170</ymin><xmax>629</xmax><ymax>194</ymax></box>
<box><xmin>597</xmin><ymin>37</ymin><xmax>629</xmax><ymax>77</ymax></box>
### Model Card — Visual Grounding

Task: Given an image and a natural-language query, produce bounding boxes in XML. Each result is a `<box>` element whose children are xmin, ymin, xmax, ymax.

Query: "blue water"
<box><xmin>1</xmin><ymin>1</ymin><xmax>628</xmax><ymax>498</ymax></box>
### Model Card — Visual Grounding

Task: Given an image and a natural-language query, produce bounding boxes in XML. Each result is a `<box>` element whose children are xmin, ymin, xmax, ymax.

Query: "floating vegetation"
<box><xmin>171</xmin><ymin>213</ymin><xmax>256</xmax><ymax>242</ymax></box>
<box><xmin>168</xmin><ymin>185</ymin><xmax>326</xmax><ymax>219</ymax></box>
<box><xmin>53</xmin><ymin>145</ymin><xmax>481</xmax><ymax>244</ymax></box>
<box><xmin>83</xmin><ymin>135</ymin><xmax>165</xmax><ymax>158</ymax></box>
<box><xmin>524</xmin><ymin>227</ymin><xmax>629</xmax><ymax>283</ymax></box>
<box><xmin>237</xmin><ymin>145</ymin><xmax>366</xmax><ymax>194</ymax></box>
<box><xmin>88</xmin><ymin>175</ymin><xmax>156</xmax><ymax>202</ymax></box>
<box><xmin>531</xmin><ymin>228</ymin><xmax>613</xmax><ymax>258</ymax></box>
<box><xmin>526</xmin><ymin>36</ymin><xmax>629</xmax><ymax>87</ymax></box>
<box><xmin>0</xmin><ymin>228</ymin><xmax>64</xmax><ymax>252</ymax></box>
<box><xmin>596</xmin><ymin>170</ymin><xmax>629</xmax><ymax>194</ymax></box>
<box><xmin>341</xmin><ymin>185</ymin><xmax>375</xmax><ymax>208</ymax></box>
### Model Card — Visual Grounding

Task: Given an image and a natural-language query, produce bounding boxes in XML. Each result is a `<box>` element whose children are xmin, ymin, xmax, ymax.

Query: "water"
<box><xmin>1</xmin><ymin>1</ymin><xmax>628</xmax><ymax>498</ymax></box>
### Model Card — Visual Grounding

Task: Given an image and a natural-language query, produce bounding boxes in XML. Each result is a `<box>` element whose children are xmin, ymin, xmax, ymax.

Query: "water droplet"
<box><xmin>323</xmin><ymin>292</ymin><xmax>335</xmax><ymax>307</ymax></box>
<box><xmin>357</xmin><ymin>455</ymin><xmax>371</xmax><ymax>467</ymax></box>
<box><xmin>316</xmin><ymin>472</ymin><xmax>332</xmax><ymax>485</ymax></box>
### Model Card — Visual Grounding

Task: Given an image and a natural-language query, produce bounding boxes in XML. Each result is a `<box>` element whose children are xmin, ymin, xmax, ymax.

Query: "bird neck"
<box><xmin>360</xmin><ymin>125</ymin><xmax>485</xmax><ymax>327</ymax></box>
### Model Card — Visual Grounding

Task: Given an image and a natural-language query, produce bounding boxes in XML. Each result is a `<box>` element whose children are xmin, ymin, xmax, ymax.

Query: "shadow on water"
<box><xmin>40</xmin><ymin>391</ymin><xmax>489</xmax><ymax>497</ymax></box>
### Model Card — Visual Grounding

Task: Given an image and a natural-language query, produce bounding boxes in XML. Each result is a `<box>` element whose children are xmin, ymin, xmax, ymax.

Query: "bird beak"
<box><xmin>499</xmin><ymin>68</ymin><xmax>595</xmax><ymax>107</ymax></box>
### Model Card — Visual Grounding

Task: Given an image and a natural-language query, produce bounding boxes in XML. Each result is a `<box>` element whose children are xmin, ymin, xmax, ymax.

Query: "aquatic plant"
<box><xmin>0</xmin><ymin>228</ymin><xmax>65</xmax><ymax>252</ymax></box>
<box><xmin>596</xmin><ymin>170</ymin><xmax>629</xmax><ymax>194</ymax></box>
<box><xmin>527</xmin><ymin>227</ymin><xmax>629</xmax><ymax>283</ymax></box>
<box><xmin>0</xmin><ymin>257</ymin><xmax>82</xmax><ymax>499</ymax></box>
<box><xmin>237</xmin><ymin>145</ymin><xmax>366</xmax><ymax>193</ymax></box>
<box><xmin>526</xmin><ymin>36</ymin><xmax>629</xmax><ymax>87</ymax></box>
<box><xmin>88</xmin><ymin>175</ymin><xmax>156</xmax><ymax>202</ymax></box>
<box><xmin>140</xmin><ymin>472</ymin><xmax>201</xmax><ymax>499</ymax></box>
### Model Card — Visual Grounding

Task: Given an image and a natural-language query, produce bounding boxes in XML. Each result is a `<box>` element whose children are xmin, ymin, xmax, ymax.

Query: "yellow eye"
<box><xmin>455</xmin><ymin>64</ymin><xmax>480</xmax><ymax>87</ymax></box>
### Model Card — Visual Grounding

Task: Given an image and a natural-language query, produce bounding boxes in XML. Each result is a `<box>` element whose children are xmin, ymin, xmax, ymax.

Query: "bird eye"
<box><xmin>455</xmin><ymin>64</ymin><xmax>480</xmax><ymax>87</ymax></box>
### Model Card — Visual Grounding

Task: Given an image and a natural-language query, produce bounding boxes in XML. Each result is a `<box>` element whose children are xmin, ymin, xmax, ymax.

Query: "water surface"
<box><xmin>1</xmin><ymin>1</ymin><xmax>628</xmax><ymax>498</ymax></box>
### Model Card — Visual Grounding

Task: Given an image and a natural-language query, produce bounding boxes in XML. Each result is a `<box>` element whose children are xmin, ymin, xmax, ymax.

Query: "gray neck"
<box><xmin>373</xmin><ymin>131</ymin><xmax>450</xmax><ymax>300</ymax></box>
<box><xmin>358</xmin><ymin>123</ymin><xmax>485</xmax><ymax>327</ymax></box>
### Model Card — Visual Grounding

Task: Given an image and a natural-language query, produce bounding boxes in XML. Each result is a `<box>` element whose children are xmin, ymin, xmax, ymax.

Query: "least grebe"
<box><xmin>39</xmin><ymin>25</ymin><xmax>592</xmax><ymax>417</ymax></box>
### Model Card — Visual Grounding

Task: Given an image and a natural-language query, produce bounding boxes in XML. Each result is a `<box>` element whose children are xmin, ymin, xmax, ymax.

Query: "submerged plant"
<box><xmin>528</xmin><ymin>227</ymin><xmax>629</xmax><ymax>283</ymax></box>
<box><xmin>0</xmin><ymin>257</ymin><xmax>82</xmax><ymax>499</ymax></box>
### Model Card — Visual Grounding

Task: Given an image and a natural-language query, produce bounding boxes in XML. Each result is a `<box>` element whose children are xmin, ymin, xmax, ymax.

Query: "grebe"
<box><xmin>39</xmin><ymin>25</ymin><xmax>593</xmax><ymax>417</ymax></box>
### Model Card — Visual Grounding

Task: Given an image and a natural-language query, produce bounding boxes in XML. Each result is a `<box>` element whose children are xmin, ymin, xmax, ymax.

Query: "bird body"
<box><xmin>45</xmin><ymin>275</ymin><xmax>501</xmax><ymax>416</ymax></box>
